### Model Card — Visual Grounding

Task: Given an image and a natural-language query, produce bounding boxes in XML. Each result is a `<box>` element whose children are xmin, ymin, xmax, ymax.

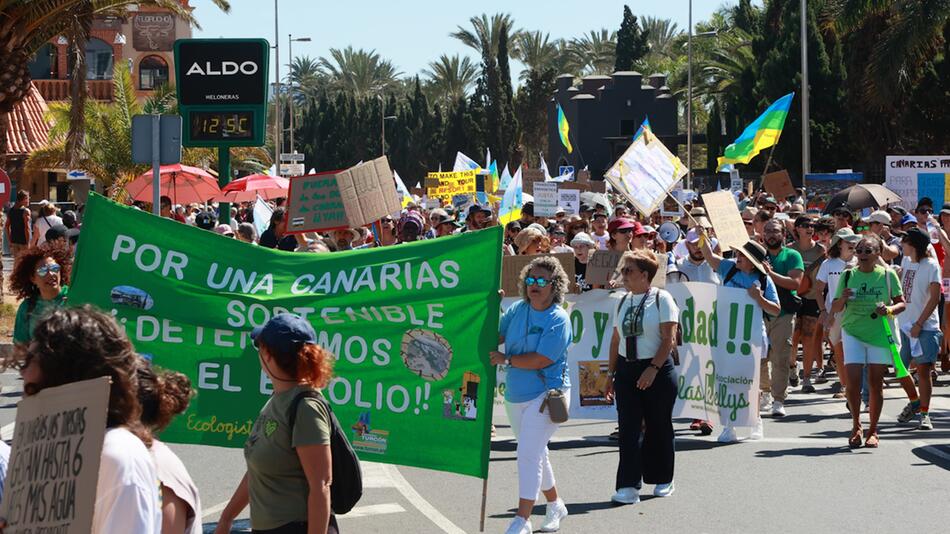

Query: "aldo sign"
<box><xmin>174</xmin><ymin>39</ymin><xmax>269</xmax><ymax>147</ymax></box>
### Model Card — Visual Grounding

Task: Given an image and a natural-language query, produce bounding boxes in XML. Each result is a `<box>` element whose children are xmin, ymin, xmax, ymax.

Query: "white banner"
<box><xmin>496</xmin><ymin>284</ymin><xmax>763</xmax><ymax>427</ymax></box>
<box><xmin>884</xmin><ymin>155</ymin><xmax>950</xmax><ymax>210</ymax></box>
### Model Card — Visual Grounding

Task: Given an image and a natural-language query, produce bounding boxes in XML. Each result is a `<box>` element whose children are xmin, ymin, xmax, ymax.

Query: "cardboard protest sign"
<box><xmin>604</xmin><ymin>130</ymin><xmax>687</xmax><ymax>215</ymax></box>
<box><xmin>559</xmin><ymin>189</ymin><xmax>580</xmax><ymax>215</ymax></box>
<box><xmin>69</xmin><ymin>194</ymin><xmax>502</xmax><ymax>479</ymax></box>
<box><xmin>585</xmin><ymin>250</ymin><xmax>624</xmax><ymax>286</ymax></box>
<box><xmin>0</xmin><ymin>377</ymin><xmax>110</xmax><ymax>534</ymax></box>
<box><xmin>497</xmin><ymin>284</ymin><xmax>763</xmax><ymax>427</ymax></box>
<box><xmin>533</xmin><ymin>182</ymin><xmax>559</xmax><ymax>217</ymax></box>
<box><xmin>286</xmin><ymin>157</ymin><xmax>401</xmax><ymax>233</ymax></box>
<box><xmin>660</xmin><ymin>194</ymin><xmax>683</xmax><ymax>217</ymax></box>
<box><xmin>729</xmin><ymin>169</ymin><xmax>742</xmax><ymax>192</ymax></box>
<box><xmin>501</xmin><ymin>253</ymin><xmax>576</xmax><ymax>296</ymax></box>
<box><xmin>520</xmin><ymin>169</ymin><xmax>545</xmax><ymax>194</ymax></box>
<box><xmin>702</xmin><ymin>190</ymin><xmax>748</xmax><ymax>251</ymax></box>
<box><xmin>763</xmin><ymin>170</ymin><xmax>795</xmax><ymax>199</ymax></box>
<box><xmin>425</xmin><ymin>170</ymin><xmax>477</xmax><ymax>200</ymax></box>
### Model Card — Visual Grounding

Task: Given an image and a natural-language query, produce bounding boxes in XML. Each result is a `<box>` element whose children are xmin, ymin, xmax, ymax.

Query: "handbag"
<box><xmin>522</xmin><ymin>305</ymin><xmax>570</xmax><ymax>424</ymax></box>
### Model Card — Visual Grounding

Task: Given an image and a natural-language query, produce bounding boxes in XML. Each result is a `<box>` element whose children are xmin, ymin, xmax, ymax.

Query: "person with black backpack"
<box><xmin>215</xmin><ymin>313</ymin><xmax>361</xmax><ymax>534</ymax></box>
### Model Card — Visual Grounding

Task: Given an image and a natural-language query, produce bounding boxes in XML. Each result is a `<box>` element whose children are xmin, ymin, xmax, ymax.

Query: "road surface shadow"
<box><xmin>755</xmin><ymin>445</ymin><xmax>855</xmax><ymax>458</ymax></box>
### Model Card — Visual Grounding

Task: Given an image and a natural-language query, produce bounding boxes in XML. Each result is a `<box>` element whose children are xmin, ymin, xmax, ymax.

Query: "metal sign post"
<box><xmin>132</xmin><ymin>114</ymin><xmax>183</xmax><ymax>214</ymax></box>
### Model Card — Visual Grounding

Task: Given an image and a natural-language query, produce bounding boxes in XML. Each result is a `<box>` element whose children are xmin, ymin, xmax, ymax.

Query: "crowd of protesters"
<box><xmin>0</xmin><ymin>181</ymin><xmax>948</xmax><ymax>534</ymax></box>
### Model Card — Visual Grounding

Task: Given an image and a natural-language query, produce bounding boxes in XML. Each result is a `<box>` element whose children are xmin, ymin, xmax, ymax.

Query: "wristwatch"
<box><xmin>505</xmin><ymin>355</ymin><xmax>512</xmax><ymax>367</ymax></box>
<box><xmin>649</xmin><ymin>363</ymin><xmax>662</xmax><ymax>371</ymax></box>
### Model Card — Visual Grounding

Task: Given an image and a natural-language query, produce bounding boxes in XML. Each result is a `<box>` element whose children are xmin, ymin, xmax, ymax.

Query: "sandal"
<box><xmin>864</xmin><ymin>433</ymin><xmax>879</xmax><ymax>448</ymax></box>
<box><xmin>848</xmin><ymin>428</ymin><xmax>863</xmax><ymax>449</ymax></box>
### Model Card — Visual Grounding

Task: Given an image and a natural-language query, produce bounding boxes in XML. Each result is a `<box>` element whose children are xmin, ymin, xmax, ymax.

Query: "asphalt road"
<box><xmin>1</xmin><ymin>368</ymin><xmax>948</xmax><ymax>534</ymax></box>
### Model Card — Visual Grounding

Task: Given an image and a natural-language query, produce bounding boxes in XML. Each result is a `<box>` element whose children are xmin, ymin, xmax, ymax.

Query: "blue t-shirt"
<box><xmin>499</xmin><ymin>300</ymin><xmax>572</xmax><ymax>403</ymax></box>
<box><xmin>717</xmin><ymin>259</ymin><xmax>780</xmax><ymax>314</ymax></box>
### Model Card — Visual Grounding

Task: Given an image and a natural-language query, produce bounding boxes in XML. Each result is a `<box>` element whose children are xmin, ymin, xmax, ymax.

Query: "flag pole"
<box><xmin>479</xmin><ymin>476</ymin><xmax>489</xmax><ymax>532</ymax></box>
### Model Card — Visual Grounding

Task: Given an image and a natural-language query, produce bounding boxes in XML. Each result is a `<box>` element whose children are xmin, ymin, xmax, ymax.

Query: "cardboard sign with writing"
<box><xmin>0</xmin><ymin>377</ymin><xmax>110</xmax><ymax>534</ymax></box>
<box><xmin>585</xmin><ymin>250</ymin><xmax>625</xmax><ymax>286</ymax></box>
<box><xmin>287</xmin><ymin>157</ymin><xmax>401</xmax><ymax>233</ymax></box>
<box><xmin>502</xmin><ymin>253</ymin><xmax>576</xmax><ymax>296</ymax></box>
<box><xmin>521</xmin><ymin>169</ymin><xmax>546</xmax><ymax>195</ymax></box>
<box><xmin>559</xmin><ymin>189</ymin><xmax>580</xmax><ymax>215</ymax></box>
<box><xmin>702</xmin><ymin>190</ymin><xmax>748</xmax><ymax>252</ymax></box>
<box><xmin>763</xmin><ymin>170</ymin><xmax>796</xmax><ymax>200</ymax></box>
<box><xmin>534</xmin><ymin>182</ymin><xmax>559</xmax><ymax>217</ymax></box>
<box><xmin>425</xmin><ymin>170</ymin><xmax>477</xmax><ymax>199</ymax></box>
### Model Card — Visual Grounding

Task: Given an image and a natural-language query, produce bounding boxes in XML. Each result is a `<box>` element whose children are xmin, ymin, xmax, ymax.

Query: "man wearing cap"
<box><xmin>887</xmin><ymin>205</ymin><xmax>907</xmax><ymax>229</ymax></box>
<box><xmin>579</xmin><ymin>203</ymin><xmax>594</xmax><ymax>222</ymax></box>
<box><xmin>432</xmin><ymin>212</ymin><xmax>463</xmax><ymax>237</ymax></box>
<box><xmin>570</xmin><ymin>232</ymin><xmax>597</xmax><ymax>291</ymax></box>
<box><xmin>698</xmin><ymin>229</ymin><xmax>781</xmax><ymax>441</ymax></box>
<box><xmin>214</xmin><ymin>224</ymin><xmax>235</xmax><ymax>238</ymax></box>
<box><xmin>741</xmin><ymin>207</ymin><xmax>757</xmax><ymax>238</ymax></box>
<box><xmin>675</xmin><ymin>228</ymin><xmax>720</xmax><ymax>284</ymax></box>
<box><xmin>591</xmin><ymin>212</ymin><xmax>610</xmax><ymax>250</ymax></box>
<box><xmin>463</xmin><ymin>204</ymin><xmax>492</xmax><ymax>233</ymax></box>
<box><xmin>865</xmin><ymin>210</ymin><xmax>900</xmax><ymax>262</ymax></box>
<box><xmin>759</xmin><ymin>219</ymin><xmax>804</xmax><ymax>416</ymax></box>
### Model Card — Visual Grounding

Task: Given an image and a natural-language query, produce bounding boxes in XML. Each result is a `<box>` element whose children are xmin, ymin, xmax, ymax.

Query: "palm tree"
<box><xmin>0</xmin><ymin>0</ymin><xmax>230</xmax><ymax>167</ymax></box>
<box><xmin>641</xmin><ymin>17</ymin><xmax>683</xmax><ymax>61</ymax></box>
<box><xmin>829</xmin><ymin>0</ymin><xmax>950</xmax><ymax>110</ymax></box>
<box><xmin>288</xmin><ymin>55</ymin><xmax>325</xmax><ymax>104</ymax></box>
<box><xmin>422</xmin><ymin>54</ymin><xmax>478</xmax><ymax>105</ymax></box>
<box><xmin>511</xmin><ymin>31</ymin><xmax>566</xmax><ymax>80</ymax></box>
<box><xmin>450</xmin><ymin>13</ymin><xmax>521</xmax><ymax>61</ymax></box>
<box><xmin>567</xmin><ymin>29</ymin><xmax>618</xmax><ymax>75</ymax></box>
<box><xmin>317</xmin><ymin>46</ymin><xmax>402</xmax><ymax>99</ymax></box>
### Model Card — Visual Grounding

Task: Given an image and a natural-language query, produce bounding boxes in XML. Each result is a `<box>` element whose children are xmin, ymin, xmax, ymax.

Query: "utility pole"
<box><xmin>686</xmin><ymin>0</ymin><xmax>692</xmax><ymax>190</ymax></box>
<box><xmin>288</xmin><ymin>34</ymin><xmax>311</xmax><ymax>155</ymax></box>
<box><xmin>273</xmin><ymin>0</ymin><xmax>280</xmax><ymax>175</ymax></box>
<box><xmin>800</xmin><ymin>0</ymin><xmax>811</xmax><ymax>194</ymax></box>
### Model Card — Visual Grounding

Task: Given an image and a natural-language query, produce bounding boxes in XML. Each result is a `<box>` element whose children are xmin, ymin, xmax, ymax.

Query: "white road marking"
<box><xmin>338</xmin><ymin>503</ymin><xmax>406</xmax><ymax>519</ymax></box>
<box><xmin>383</xmin><ymin>464</ymin><xmax>467</xmax><ymax>534</ymax></box>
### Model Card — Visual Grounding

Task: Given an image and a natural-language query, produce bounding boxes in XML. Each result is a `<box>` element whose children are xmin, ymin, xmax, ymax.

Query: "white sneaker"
<box><xmin>717</xmin><ymin>426</ymin><xmax>738</xmax><ymax>443</ymax></box>
<box><xmin>759</xmin><ymin>393</ymin><xmax>773</xmax><ymax>412</ymax></box>
<box><xmin>611</xmin><ymin>487</ymin><xmax>640</xmax><ymax>505</ymax></box>
<box><xmin>749</xmin><ymin>417</ymin><xmax>764</xmax><ymax>440</ymax></box>
<box><xmin>771</xmin><ymin>400</ymin><xmax>786</xmax><ymax>417</ymax></box>
<box><xmin>504</xmin><ymin>516</ymin><xmax>532</xmax><ymax>534</ymax></box>
<box><xmin>654</xmin><ymin>481</ymin><xmax>675</xmax><ymax>497</ymax></box>
<box><xmin>538</xmin><ymin>499</ymin><xmax>568</xmax><ymax>532</ymax></box>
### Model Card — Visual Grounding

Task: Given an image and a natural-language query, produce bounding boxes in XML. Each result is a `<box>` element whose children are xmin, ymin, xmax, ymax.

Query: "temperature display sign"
<box><xmin>174</xmin><ymin>38</ymin><xmax>269</xmax><ymax>147</ymax></box>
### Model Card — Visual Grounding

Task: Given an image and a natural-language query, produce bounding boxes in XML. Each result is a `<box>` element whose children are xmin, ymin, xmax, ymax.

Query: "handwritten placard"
<box><xmin>533</xmin><ymin>182</ymin><xmax>559</xmax><ymax>217</ymax></box>
<box><xmin>763</xmin><ymin>170</ymin><xmax>796</xmax><ymax>199</ymax></box>
<box><xmin>0</xmin><ymin>377</ymin><xmax>110</xmax><ymax>534</ymax></box>
<box><xmin>586</xmin><ymin>250</ymin><xmax>624</xmax><ymax>286</ymax></box>
<box><xmin>702</xmin><ymin>190</ymin><xmax>748</xmax><ymax>251</ymax></box>
<box><xmin>559</xmin><ymin>189</ymin><xmax>580</xmax><ymax>215</ymax></box>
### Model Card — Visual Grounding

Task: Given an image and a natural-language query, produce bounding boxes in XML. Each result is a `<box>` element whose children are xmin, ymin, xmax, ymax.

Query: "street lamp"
<box><xmin>273</xmin><ymin>0</ymin><xmax>280</xmax><ymax>175</ymax></box>
<box><xmin>381</xmin><ymin>114</ymin><xmax>396</xmax><ymax>157</ymax></box>
<box><xmin>686</xmin><ymin>0</ymin><xmax>717</xmax><ymax>190</ymax></box>
<box><xmin>288</xmin><ymin>35</ymin><xmax>311</xmax><ymax>156</ymax></box>
<box><xmin>801</xmin><ymin>0</ymin><xmax>810</xmax><ymax>195</ymax></box>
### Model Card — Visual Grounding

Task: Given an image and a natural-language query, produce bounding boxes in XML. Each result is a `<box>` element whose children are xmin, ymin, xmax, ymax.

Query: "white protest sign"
<box><xmin>252</xmin><ymin>195</ymin><xmax>272</xmax><ymax>238</ymax></box>
<box><xmin>701</xmin><ymin>190</ymin><xmax>748</xmax><ymax>252</ymax></box>
<box><xmin>0</xmin><ymin>377</ymin><xmax>111</xmax><ymax>534</ymax></box>
<box><xmin>730</xmin><ymin>168</ymin><xmax>742</xmax><ymax>192</ymax></box>
<box><xmin>533</xmin><ymin>182</ymin><xmax>559</xmax><ymax>217</ymax></box>
<box><xmin>496</xmin><ymin>284</ymin><xmax>763</xmax><ymax>427</ymax></box>
<box><xmin>884</xmin><ymin>155</ymin><xmax>950</xmax><ymax>210</ymax></box>
<box><xmin>605</xmin><ymin>130</ymin><xmax>687</xmax><ymax>216</ymax></box>
<box><xmin>558</xmin><ymin>189</ymin><xmax>580</xmax><ymax>216</ymax></box>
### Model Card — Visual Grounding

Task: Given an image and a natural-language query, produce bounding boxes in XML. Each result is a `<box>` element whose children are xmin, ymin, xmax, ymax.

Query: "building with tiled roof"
<box><xmin>2</xmin><ymin>82</ymin><xmax>53</xmax><ymax>204</ymax></box>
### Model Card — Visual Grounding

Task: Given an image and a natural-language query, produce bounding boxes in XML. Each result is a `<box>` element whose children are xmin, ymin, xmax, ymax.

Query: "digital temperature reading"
<box><xmin>190</xmin><ymin>111</ymin><xmax>254</xmax><ymax>141</ymax></box>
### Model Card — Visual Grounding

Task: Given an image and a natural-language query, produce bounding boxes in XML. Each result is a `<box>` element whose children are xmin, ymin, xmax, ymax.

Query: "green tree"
<box><xmin>568</xmin><ymin>29</ymin><xmax>618</xmax><ymax>75</ymax></box>
<box><xmin>450</xmin><ymin>13</ymin><xmax>521</xmax><ymax>60</ymax></box>
<box><xmin>614</xmin><ymin>5</ymin><xmax>650</xmax><ymax>72</ymax></box>
<box><xmin>511</xmin><ymin>31</ymin><xmax>566</xmax><ymax>80</ymax></box>
<box><xmin>317</xmin><ymin>46</ymin><xmax>402</xmax><ymax>99</ymax></box>
<box><xmin>422</xmin><ymin>55</ymin><xmax>478</xmax><ymax>106</ymax></box>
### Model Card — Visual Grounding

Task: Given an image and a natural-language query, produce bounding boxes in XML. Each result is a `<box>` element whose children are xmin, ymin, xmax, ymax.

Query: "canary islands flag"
<box><xmin>499</xmin><ymin>166</ymin><xmax>523</xmax><ymax>225</ymax></box>
<box><xmin>557</xmin><ymin>103</ymin><xmax>572</xmax><ymax>154</ymax></box>
<box><xmin>632</xmin><ymin>117</ymin><xmax>651</xmax><ymax>142</ymax></box>
<box><xmin>717</xmin><ymin>92</ymin><xmax>794</xmax><ymax>171</ymax></box>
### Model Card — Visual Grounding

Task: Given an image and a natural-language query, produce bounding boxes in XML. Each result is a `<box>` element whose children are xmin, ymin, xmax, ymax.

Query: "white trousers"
<box><xmin>505</xmin><ymin>390</ymin><xmax>570</xmax><ymax>500</ymax></box>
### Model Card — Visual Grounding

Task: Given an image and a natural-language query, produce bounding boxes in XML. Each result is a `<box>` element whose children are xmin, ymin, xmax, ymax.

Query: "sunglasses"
<box><xmin>854</xmin><ymin>226</ymin><xmax>870</xmax><ymax>232</ymax></box>
<box><xmin>917</xmin><ymin>209</ymin><xmax>933</xmax><ymax>214</ymax></box>
<box><xmin>525</xmin><ymin>277</ymin><xmax>549</xmax><ymax>288</ymax></box>
<box><xmin>855</xmin><ymin>247</ymin><xmax>877</xmax><ymax>254</ymax></box>
<box><xmin>36</xmin><ymin>263</ymin><xmax>61</xmax><ymax>277</ymax></box>
<box><xmin>621</xmin><ymin>267</ymin><xmax>639</xmax><ymax>275</ymax></box>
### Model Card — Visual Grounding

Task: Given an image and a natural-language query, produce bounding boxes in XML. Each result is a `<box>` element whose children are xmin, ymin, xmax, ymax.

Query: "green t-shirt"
<box><xmin>768</xmin><ymin>247</ymin><xmax>804</xmax><ymax>317</ymax></box>
<box><xmin>244</xmin><ymin>385</ymin><xmax>332</xmax><ymax>530</ymax></box>
<box><xmin>834</xmin><ymin>266</ymin><xmax>903</xmax><ymax>348</ymax></box>
<box><xmin>12</xmin><ymin>286</ymin><xmax>69</xmax><ymax>344</ymax></box>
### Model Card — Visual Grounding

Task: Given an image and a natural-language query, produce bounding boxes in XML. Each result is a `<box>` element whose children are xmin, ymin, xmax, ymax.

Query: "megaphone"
<box><xmin>658</xmin><ymin>221</ymin><xmax>682</xmax><ymax>244</ymax></box>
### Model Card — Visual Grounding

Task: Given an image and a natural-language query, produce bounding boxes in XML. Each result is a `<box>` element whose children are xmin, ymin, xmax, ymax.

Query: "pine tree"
<box><xmin>614</xmin><ymin>5</ymin><xmax>650</xmax><ymax>72</ymax></box>
<box><xmin>496</xmin><ymin>29</ymin><xmax>519</xmax><ymax>166</ymax></box>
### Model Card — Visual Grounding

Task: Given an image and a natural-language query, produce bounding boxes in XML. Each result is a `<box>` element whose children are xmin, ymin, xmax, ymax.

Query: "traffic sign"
<box><xmin>66</xmin><ymin>169</ymin><xmax>89</xmax><ymax>181</ymax></box>
<box><xmin>280</xmin><ymin>163</ymin><xmax>305</xmax><ymax>176</ymax></box>
<box><xmin>131</xmin><ymin>115</ymin><xmax>182</xmax><ymax>164</ymax></box>
<box><xmin>174</xmin><ymin>39</ymin><xmax>269</xmax><ymax>148</ymax></box>
<box><xmin>0</xmin><ymin>168</ymin><xmax>11</xmax><ymax>206</ymax></box>
<box><xmin>280</xmin><ymin>153</ymin><xmax>305</xmax><ymax>162</ymax></box>
<box><xmin>559</xmin><ymin>165</ymin><xmax>574</xmax><ymax>177</ymax></box>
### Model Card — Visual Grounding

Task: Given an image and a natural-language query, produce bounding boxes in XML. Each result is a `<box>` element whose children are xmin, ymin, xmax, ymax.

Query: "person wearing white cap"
<box><xmin>864</xmin><ymin>210</ymin><xmax>900</xmax><ymax>262</ymax></box>
<box><xmin>571</xmin><ymin>232</ymin><xmax>597</xmax><ymax>291</ymax></box>
<box><xmin>675</xmin><ymin>229</ymin><xmax>720</xmax><ymax>284</ymax></box>
<box><xmin>815</xmin><ymin>228</ymin><xmax>861</xmax><ymax>399</ymax></box>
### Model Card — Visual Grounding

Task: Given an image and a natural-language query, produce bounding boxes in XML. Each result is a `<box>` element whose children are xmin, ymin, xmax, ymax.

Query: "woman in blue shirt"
<box><xmin>491</xmin><ymin>256</ymin><xmax>572</xmax><ymax>534</ymax></box>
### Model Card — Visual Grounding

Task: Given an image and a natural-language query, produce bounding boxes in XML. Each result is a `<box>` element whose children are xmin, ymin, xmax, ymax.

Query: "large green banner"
<box><xmin>70</xmin><ymin>194</ymin><xmax>501</xmax><ymax>478</ymax></box>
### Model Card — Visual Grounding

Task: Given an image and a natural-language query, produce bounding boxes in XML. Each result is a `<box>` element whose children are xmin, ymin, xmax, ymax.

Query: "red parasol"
<box><xmin>210</xmin><ymin>173</ymin><xmax>289</xmax><ymax>203</ymax></box>
<box><xmin>125</xmin><ymin>164</ymin><xmax>220</xmax><ymax>205</ymax></box>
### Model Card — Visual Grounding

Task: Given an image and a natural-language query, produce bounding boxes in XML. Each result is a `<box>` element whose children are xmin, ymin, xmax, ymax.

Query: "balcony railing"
<box><xmin>34</xmin><ymin>79</ymin><xmax>114</xmax><ymax>102</ymax></box>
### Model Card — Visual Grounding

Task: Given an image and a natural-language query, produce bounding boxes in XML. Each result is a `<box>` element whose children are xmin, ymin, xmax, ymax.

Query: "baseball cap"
<box><xmin>832</xmin><ymin>204</ymin><xmax>853</xmax><ymax>217</ymax></box>
<box><xmin>830</xmin><ymin>228</ymin><xmax>862</xmax><ymax>247</ymax></box>
<box><xmin>887</xmin><ymin>205</ymin><xmax>907</xmax><ymax>216</ymax></box>
<box><xmin>900</xmin><ymin>214</ymin><xmax>917</xmax><ymax>227</ymax></box>
<box><xmin>467</xmin><ymin>204</ymin><xmax>492</xmax><ymax>218</ymax></box>
<box><xmin>940</xmin><ymin>203</ymin><xmax>950</xmax><ymax>216</ymax></box>
<box><xmin>741</xmin><ymin>206</ymin><xmax>758</xmax><ymax>221</ymax></box>
<box><xmin>570</xmin><ymin>232</ymin><xmax>596</xmax><ymax>247</ymax></box>
<box><xmin>250</xmin><ymin>313</ymin><xmax>317</xmax><ymax>355</ymax></box>
<box><xmin>195</xmin><ymin>210</ymin><xmax>217</xmax><ymax>230</ymax></box>
<box><xmin>607</xmin><ymin>218</ymin><xmax>636</xmax><ymax>234</ymax></box>
<box><xmin>788</xmin><ymin>203</ymin><xmax>805</xmax><ymax>216</ymax></box>
<box><xmin>522</xmin><ymin>202</ymin><xmax>535</xmax><ymax>217</ymax></box>
<box><xmin>214</xmin><ymin>223</ymin><xmax>235</xmax><ymax>236</ymax></box>
<box><xmin>865</xmin><ymin>210</ymin><xmax>891</xmax><ymax>225</ymax></box>
<box><xmin>433</xmin><ymin>213</ymin><xmax>463</xmax><ymax>228</ymax></box>
<box><xmin>685</xmin><ymin>228</ymin><xmax>702</xmax><ymax>243</ymax></box>
<box><xmin>45</xmin><ymin>224</ymin><xmax>69</xmax><ymax>242</ymax></box>
<box><xmin>642</xmin><ymin>225</ymin><xmax>657</xmax><ymax>235</ymax></box>
<box><xmin>579</xmin><ymin>203</ymin><xmax>594</xmax><ymax>213</ymax></box>
<box><xmin>794</xmin><ymin>215</ymin><xmax>814</xmax><ymax>228</ymax></box>
<box><xmin>555</xmin><ymin>206</ymin><xmax>566</xmax><ymax>215</ymax></box>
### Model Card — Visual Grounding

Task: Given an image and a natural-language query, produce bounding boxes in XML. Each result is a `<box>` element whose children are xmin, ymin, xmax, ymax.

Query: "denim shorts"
<box><xmin>899</xmin><ymin>329</ymin><xmax>943</xmax><ymax>366</ymax></box>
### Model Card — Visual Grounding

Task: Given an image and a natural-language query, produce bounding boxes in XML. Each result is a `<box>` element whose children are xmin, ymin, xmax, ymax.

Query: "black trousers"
<box><xmin>252</xmin><ymin>515</ymin><xmax>339</xmax><ymax>534</ymax></box>
<box><xmin>614</xmin><ymin>357</ymin><xmax>677</xmax><ymax>490</ymax></box>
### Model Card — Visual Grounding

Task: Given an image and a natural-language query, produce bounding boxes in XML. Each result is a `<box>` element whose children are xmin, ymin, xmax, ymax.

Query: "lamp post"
<box><xmin>800</xmin><ymin>0</ymin><xmax>810</xmax><ymax>195</ymax></box>
<box><xmin>273</xmin><ymin>0</ymin><xmax>280</xmax><ymax>175</ymax></box>
<box><xmin>288</xmin><ymin>34</ymin><xmax>311</xmax><ymax>156</ymax></box>
<box><xmin>377</xmin><ymin>94</ymin><xmax>396</xmax><ymax>157</ymax></box>
<box><xmin>685</xmin><ymin>0</ymin><xmax>717</xmax><ymax>190</ymax></box>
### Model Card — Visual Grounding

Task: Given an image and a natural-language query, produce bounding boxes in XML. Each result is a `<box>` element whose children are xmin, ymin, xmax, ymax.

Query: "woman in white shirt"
<box><xmin>815</xmin><ymin>228</ymin><xmax>861</xmax><ymax>399</ymax></box>
<box><xmin>6</xmin><ymin>306</ymin><xmax>161</xmax><ymax>534</ymax></box>
<box><xmin>31</xmin><ymin>202</ymin><xmax>63</xmax><ymax>246</ymax></box>
<box><xmin>894</xmin><ymin>227</ymin><xmax>942</xmax><ymax>430</ymax></box>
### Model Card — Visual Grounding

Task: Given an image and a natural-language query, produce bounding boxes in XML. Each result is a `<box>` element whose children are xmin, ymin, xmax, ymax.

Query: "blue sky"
<box><xmin>191</xmin><ymin>0</ymin><xmax>732</xmax><ymax>80</ymax></box>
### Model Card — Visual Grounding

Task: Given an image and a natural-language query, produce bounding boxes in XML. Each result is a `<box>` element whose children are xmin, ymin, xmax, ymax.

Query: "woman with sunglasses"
<box><xmin>604</xmin><ymin>251</ymin><xmax>679</xmax><ymax>504</ymax></box>
<box><xmin>831</xmin><ymin>234</ymin><xmax>905</xmax><ymax>448</ymax></box>
<box><xmin>815</xmin><ymin>228</ymin><xmax>861</xmax><ymax>400</ymax></box>
<box><xmin>790</xmin><ymin>217</ymin><xmax>826</xmax><ymax>393</ymax></box>
<box><xmin>490</xmin><ymin>257</ymin><xmax>572</xmax><ymax>534</ymax></box>
<box><xmin>9</xmin><ymin>243</ymin><xmax>71</xmax><ymax>344</ymax></box>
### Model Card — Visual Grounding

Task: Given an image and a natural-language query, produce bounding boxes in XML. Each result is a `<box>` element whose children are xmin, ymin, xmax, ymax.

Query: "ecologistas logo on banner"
<box><xmin>68</xmin><ymin>194</ymin><xmax>502</xmax><ymax>479</ymax></box>
<box><xmin>498</xmin><ymin>284</ymin><xmax>763</xmax><ymax>427</ymax></box>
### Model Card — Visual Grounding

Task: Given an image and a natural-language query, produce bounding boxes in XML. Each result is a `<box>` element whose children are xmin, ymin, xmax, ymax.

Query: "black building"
<box><xmin>546</xmin><ymin>71</ymin><xmax>681</xmax><ymax>179</ymax></box>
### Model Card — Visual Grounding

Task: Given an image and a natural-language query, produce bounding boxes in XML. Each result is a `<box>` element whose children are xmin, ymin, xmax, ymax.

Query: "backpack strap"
<box><xmin>287</xmin><ymin>389</ymin><xmax>325</xmax><ymax>440</ymax></box>
<box><xmin>722</xmin><ymin>265</ymin><xmax>740</xmax><ymax>286</ymax></box>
